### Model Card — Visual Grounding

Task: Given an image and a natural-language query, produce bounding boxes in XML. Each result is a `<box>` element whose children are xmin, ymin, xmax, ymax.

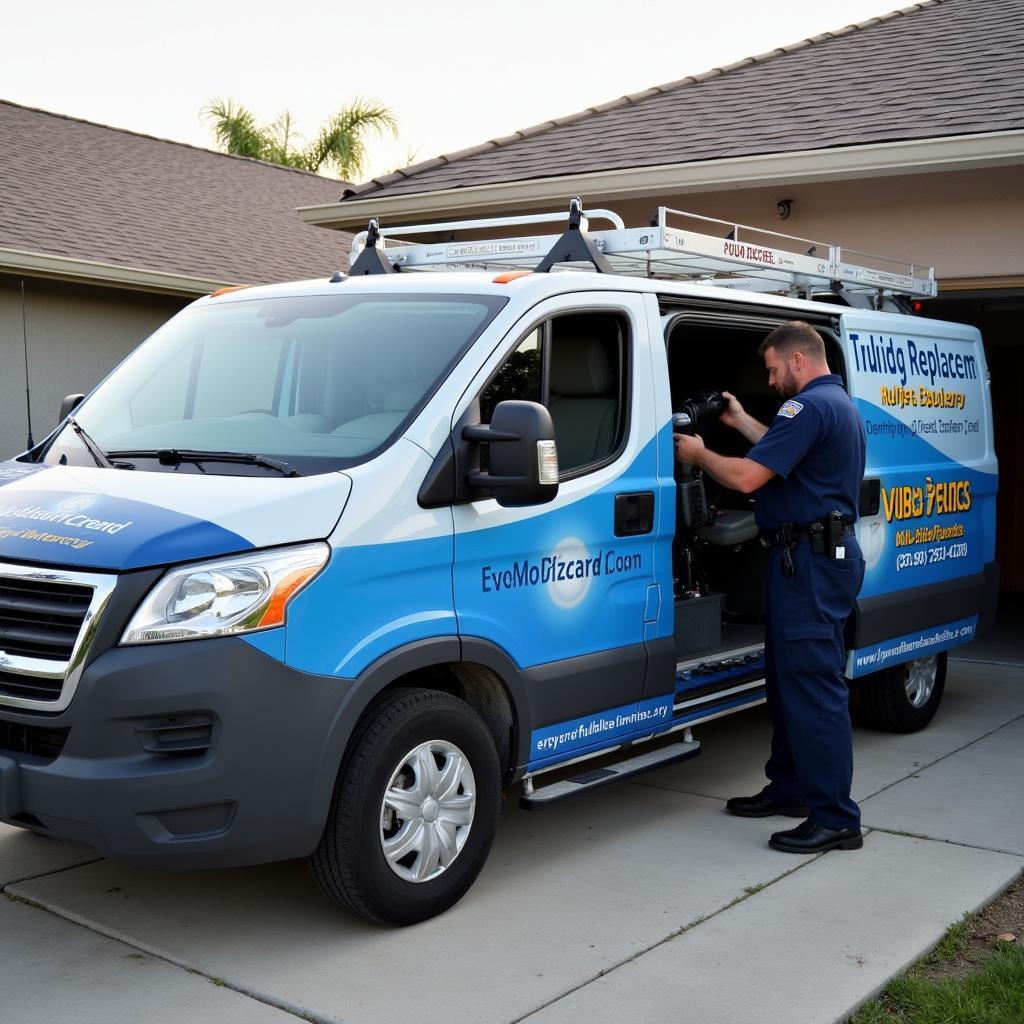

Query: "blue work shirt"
<box><xmin>746</xmin><ymin>374</ymin><xmax>866</xmax><ymax>532</ymax></box>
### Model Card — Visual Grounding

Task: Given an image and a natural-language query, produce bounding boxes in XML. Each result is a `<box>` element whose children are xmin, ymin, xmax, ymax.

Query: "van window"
<box><xmin>45</xmin><ymin>293</ymin><xmax>507</xmax><ymax>476</ymax></box>
<box><xmin>480</xmin><ymin>328</ymin><xmax>542</xmax><ymax>421</ymax></box>
<box><xmin>482</xmin><ymin>312</ymin><xmax>628</xmax><ymax>475</ymax></box>
<box><xmin>127</xmin><ymin>341</ymin><xmax>194</xmax><ymax>429</ymax></box>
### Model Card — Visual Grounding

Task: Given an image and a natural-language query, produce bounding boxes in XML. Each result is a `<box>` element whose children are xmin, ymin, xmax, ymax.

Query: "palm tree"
<box><xmin>202</xmin><ymin>98</ymin><xmax>397</xmax><ymax>180</ymax></box>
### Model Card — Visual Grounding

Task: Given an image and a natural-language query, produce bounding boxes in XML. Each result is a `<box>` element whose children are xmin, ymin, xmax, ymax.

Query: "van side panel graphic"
<box><xmin>852</xmin><ymin>402</ymin><xmax>995</xmax><ymax>598</ymax></box>
<box><xmin>453</xmin><ymin>435</ymin><xmax>659</xmax><ymax>670</ymax></box>
<box><xmin>843</xmin><ymin>315</ymin><xmax>995</xmax><ymax>668</ymax></box>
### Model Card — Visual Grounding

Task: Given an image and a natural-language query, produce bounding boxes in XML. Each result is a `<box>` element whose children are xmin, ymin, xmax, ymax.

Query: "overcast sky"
<box><xmin>7</xmin><ymin>0</ymin><xmax>912</xmax><ymax>182</ymax></box>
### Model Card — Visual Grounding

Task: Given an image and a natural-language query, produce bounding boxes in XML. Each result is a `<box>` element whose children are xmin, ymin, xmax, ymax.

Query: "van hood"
<box><xmin>0</xmin><ymin>461</ymin><xmax>351</xmax><ymax>572</ymax></box>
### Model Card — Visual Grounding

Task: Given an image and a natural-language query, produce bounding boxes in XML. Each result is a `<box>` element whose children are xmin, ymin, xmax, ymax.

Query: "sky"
<box><xmin>6</xmin><ymin>0</ymin><xmax>914</xmax><ymax>183</ymax></box>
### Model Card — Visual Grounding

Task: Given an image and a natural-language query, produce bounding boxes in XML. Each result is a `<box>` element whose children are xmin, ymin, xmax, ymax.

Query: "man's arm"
<box><xmin>720</xmin><ymin>390</ymin><xmax>768</xmax><ymax>444</ymax></box>
<box><xmin>674</xmin><ymin>433</ymin><xmax>776</xmax><ymax>493</ymax></box>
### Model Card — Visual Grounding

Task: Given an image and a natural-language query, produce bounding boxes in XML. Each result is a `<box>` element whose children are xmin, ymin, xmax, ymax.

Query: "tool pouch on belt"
<box><xmin>827</xmin><ymin>511</ymin><xmax>848</xmax><ymax>557</ymax></box>
<box><xmin>810</xmin><ymin>521</ymin><xmax>826</xmax><ymax>555</ymax></box>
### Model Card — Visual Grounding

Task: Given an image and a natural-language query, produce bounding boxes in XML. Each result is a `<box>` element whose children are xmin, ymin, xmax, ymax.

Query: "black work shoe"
<box><xmin>769</xmin><ymin>819</ymin><xmax>864</xmax><ymax>853</ymax></box>
<box><xmin>725</xmin><ymin>792</ymin><xmax>810</xmax><ymax>818</ymax></box>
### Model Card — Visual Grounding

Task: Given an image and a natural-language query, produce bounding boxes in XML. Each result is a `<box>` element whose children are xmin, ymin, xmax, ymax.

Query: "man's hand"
<box><xmin>674</xmin><ymin>432</ymin><xmax>705</xmax><ymax>466</ymax></box>
<box><xmin>674</xmin><ymin>430</ymin><xmax>776</xmax><ymax>494</ymax></box>
<box><xmin>719</xmin><ymin>390</ymin><xmax>746</xmax><ymax>430</ymax></box>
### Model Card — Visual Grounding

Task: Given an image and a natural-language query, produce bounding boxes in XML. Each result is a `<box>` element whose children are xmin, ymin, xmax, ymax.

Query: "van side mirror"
<box><xmin>462</xmin><ymin>400</ymin><xmax>559</xmax><ymax>507</ymax></box>
<box><xmin>60</xmin><ymin>393</ymin><xmax>85</xmax><ymax>421</ymax></box>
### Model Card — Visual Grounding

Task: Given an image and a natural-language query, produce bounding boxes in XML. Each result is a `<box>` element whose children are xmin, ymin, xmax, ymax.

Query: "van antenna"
<box><xmin>20</xmin><ymin>280</ymin><xmax>34</xmax><ymax>450</ymax></box>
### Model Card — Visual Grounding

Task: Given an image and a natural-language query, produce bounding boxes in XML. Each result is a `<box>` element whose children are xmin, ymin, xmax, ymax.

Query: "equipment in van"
<box><xmin>674</xmin><ymin>391</ymin><xmax>727</xmax><ymax>433</ymax></box>
<box><xmin>0</xmin><ymin>197</ymin><xmax>995</xmax><ymax>927</ymax></box>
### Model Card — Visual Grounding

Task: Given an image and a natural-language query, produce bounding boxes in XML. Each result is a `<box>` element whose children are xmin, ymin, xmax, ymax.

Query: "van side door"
<box><xmin>451</xmin><ymin>292</ymin><xmax>665</xmax><ymax>771</ymax></box>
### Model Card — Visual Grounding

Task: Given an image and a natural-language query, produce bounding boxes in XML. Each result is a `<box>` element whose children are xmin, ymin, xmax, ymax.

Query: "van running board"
<box><xmin>519</xmin><ymin>736</ymin><xmax>701</xmax><ymax>809</ymax></box>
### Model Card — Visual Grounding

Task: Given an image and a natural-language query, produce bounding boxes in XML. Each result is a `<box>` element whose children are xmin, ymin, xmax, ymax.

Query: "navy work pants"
<box><xmin>762</xmin><ymin>539</ymin><xmax>865</xmax><ymax>831</ymax></box>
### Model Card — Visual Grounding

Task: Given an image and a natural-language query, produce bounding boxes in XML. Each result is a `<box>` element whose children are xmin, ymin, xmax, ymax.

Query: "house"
<box><xmin>0</xmin><ymin>100</ymin><xmax>352</xmax><ymax>458</ymax></box>
<box><xmin>297</xmin><ymin>0</ymin><xmax>1024</xmax><ymax>590</ymax></box>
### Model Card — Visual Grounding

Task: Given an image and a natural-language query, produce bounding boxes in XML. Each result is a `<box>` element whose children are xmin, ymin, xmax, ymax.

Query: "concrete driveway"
<box><xmin>2</xmin><ymin>656</ymin><xmax>1021</xmax><ymax>1024</ymax></box>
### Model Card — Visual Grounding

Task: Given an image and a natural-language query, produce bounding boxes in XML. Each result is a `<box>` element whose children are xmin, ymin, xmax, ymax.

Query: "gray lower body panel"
<box><xmin>0</xmin><ymin>638</ymin><xmax>349</xmax><ymax>868</ymax></box>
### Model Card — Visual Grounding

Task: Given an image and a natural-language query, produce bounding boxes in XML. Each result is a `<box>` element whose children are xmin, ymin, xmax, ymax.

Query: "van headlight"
<box><xmin>122</xmin><ymin>542</ymin><xmax>329</xmax><ymax>644</ymax></box>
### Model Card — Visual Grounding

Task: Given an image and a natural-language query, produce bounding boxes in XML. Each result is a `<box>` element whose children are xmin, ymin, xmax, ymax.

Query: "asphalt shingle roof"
<box><xmin>0</xmin><ymin>101</ymin><xmax>353</xmax><ymax>283</ymax></box>
<box><xmin>347</xmin><ymin>0</ymin><xmax>1024</xmax><ymax>201</ymax></box>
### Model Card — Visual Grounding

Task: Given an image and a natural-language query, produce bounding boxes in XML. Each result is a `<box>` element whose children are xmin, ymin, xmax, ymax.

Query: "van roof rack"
<box><xmin>348</xmin><ymin>197</ymin><xmax>937</xmax><ymax>304</ymax></box>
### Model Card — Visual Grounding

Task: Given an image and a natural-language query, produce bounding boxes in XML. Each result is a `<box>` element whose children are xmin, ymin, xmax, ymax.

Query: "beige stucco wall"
<box><xmin>334</xmin><ymin>164</ymin><xmax>1021</xmax><ymax>287</ymax></box>
<box><xmin>0</xmin><ymin>275</ymin><xmax>187</xmax><ymax>459</ymax></box>
<box><xmin>603</xmin><ymin>166</ymin><xmax>1024</xmax><ymax>287</ymax></box>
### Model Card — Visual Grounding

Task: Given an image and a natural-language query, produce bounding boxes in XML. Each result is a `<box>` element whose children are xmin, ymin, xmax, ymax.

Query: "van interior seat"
<box><xmin>549</xmin><ymin>335</ymin><xmax>617</xmax><ymax>470</ymax></box>
<box><xmin>696</xmin><ymin>509</ymin><xmax>759</xmax><ymax>546</ymax></box>
<box><xmin>329</xmin><ymin>383</ymin><xmax>420</xmax><ymax>443</ymax></box>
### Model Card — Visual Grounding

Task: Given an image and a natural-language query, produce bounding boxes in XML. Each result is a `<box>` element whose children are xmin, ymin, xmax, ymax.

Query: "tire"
<box><xmin>310</xmin><ymin>687</ymin><xmax>501</xmax><ymax>926</ymax></box>
<box><xmin>850</xmin><ymin>652</ymin><xmax>947</xmax><ymax>733</ymax></box>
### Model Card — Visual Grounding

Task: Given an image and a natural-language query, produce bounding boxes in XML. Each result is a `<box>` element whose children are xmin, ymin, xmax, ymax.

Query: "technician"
<box><xmin>675</xmin><ymin>321</ymin><xmax>866</xmax><ymax>854</ymax></box>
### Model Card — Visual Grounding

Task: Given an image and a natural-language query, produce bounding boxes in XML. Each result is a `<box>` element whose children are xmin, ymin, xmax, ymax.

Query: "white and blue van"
<box><xmin>0</xmin><ymin>205</ymin><xmax>998</xmax><ymax>924</ymax></box>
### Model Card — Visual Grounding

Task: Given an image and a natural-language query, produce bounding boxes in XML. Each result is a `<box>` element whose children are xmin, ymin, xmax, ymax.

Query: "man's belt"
<box><xmin>761</xmin><ymin>519</ymin><xmax>855</xmax><ymax>549</ymax></box>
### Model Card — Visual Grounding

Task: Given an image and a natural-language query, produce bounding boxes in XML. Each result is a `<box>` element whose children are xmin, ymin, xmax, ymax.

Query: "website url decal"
<box><xmin>850</xmin><ymin>616</ymin><xmax>977</xmax><ymax>677</ymax></box>
<box><xmin>531</xmin><ymin>697</ymin><xmax>672</xmax><ymax>759</ymax></box>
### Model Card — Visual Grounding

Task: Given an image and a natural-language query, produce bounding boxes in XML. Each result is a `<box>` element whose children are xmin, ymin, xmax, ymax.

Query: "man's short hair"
<box><xmin>759</xmin><ymin>321</ymin><xmax>827</xmax><ymax>362</ymax></box>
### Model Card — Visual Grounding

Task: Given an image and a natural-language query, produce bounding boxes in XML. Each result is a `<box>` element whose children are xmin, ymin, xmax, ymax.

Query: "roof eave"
<box><xmin>299</xmin><ymin>130</ymin><xmax>1024</xmax><ymax>232</ymax></box>
<box><xmin>0</xmin><ymin>248</ymin><xmax>239</xmax><ymax>297</ymax></box>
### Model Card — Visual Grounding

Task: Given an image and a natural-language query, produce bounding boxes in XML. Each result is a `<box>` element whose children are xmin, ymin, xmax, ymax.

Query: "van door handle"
<box><xmin>615</xmin><ymin>492</ymin><xmax>654</xmax><ymax>536</ymax></box>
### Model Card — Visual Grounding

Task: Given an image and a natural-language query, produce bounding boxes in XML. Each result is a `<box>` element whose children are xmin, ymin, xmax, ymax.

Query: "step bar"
<box><xmin>520</xmin><ymin>733</ymin><xmax>701</xmax><ymax>809</ymax></box>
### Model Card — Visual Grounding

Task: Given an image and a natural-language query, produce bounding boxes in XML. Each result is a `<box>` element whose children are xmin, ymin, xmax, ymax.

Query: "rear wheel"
<box><xmin>850</xmin><ymin>652</ymin><xmax>947</xmax><ymax>733</ymax></box>
<box><xmin>311</xmin><ymin>688</ymin><xmax>501</xmax><ymax>926</ymax></box>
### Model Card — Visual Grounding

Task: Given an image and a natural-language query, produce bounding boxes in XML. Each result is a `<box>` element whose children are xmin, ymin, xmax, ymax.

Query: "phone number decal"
<box><xmin>896</xmin><ymin>542</ymin><xmax>969</xmax><ymax>572</ymax></box>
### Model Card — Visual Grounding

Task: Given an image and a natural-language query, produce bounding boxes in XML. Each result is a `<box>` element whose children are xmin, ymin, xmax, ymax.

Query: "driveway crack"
<box><xmin>507</xmin><ymin>848</ymin><xmax>838</xmax><ymax>1024</ymax></box>
<box><xmin>4</xmin><ymin>889</ymin><xmax>329</xmax><ymax>1024</ymax></box>
<box><xmin>859</xmin><ymin>711</ymin><xmax>1024</xmax><ymax>804</ymax></box>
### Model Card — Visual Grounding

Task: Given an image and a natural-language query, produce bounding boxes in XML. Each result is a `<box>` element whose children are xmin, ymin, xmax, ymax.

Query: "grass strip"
<box><xmin>851</xmin><ymin>932</ymin><xmax>1024</xmax><ymax>1023</ymax></box>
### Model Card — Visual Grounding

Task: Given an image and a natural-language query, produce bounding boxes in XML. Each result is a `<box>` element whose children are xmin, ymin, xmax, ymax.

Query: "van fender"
<box><xmin>307</xmin><ymin>636</ymin><xmax>534</xmax><ymax>829</ymax></box>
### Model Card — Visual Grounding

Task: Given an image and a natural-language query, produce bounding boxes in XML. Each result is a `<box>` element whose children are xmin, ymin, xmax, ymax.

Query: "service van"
<box><xmin>0</xmin><ymin>203</ymin><xmax>998</xmax><ymax>924</ymax></box>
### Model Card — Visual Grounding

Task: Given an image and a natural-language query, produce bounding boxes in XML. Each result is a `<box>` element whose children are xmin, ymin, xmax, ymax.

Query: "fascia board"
<box><xmin>0</xmin><ymin>248</ymin><xmax>236</xmax><ymax>297</ymax></box>
<box><xmin>299</xmin><ymin>130</ymin><xmax>1024</xmax><ymax>230</ymax></box>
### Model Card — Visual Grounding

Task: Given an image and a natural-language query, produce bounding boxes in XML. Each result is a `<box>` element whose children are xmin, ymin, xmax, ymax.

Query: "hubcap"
<box><xmin>379</xmin><ymin>740</ymin><xmax>476</xmax><ymax>884</ymax></box>
<box><xmin>903</xmin><ymin>656</ymin><xmax>938</xmax><ymax>709</ymax></box>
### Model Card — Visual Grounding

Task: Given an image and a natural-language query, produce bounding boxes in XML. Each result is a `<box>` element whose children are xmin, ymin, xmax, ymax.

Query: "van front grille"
<box><xmin>0</xmin><ymin>577</ymin><xmax>92</xmax><ymax>660</ymax></box>
<box><xmin>0</xmin><ymin>563</ymin><xmax>115</xmax><ymax>713</ymax></box>
<box><xmin>0</xmin><ymin>669</ymin><xmax>63</xmax><ymax>702</ymax></box>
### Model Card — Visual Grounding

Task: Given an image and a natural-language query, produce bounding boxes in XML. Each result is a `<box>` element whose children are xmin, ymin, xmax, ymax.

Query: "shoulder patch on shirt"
<box><xmin>778</xmin><ymin>400</ymin><xmax>804</xmax><ymax>419</ymax></box>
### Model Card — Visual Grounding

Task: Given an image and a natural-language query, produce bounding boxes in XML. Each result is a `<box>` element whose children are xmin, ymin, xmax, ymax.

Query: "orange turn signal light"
<box><xmin>210</xmin><ymin>284</ymin><xmax>252</xmax><ymax>298</ymax></box>
<box><xmin>257</xmin><ymin>565</ymin><xmax>323</xmax><ymax>628</ymax></box>
<box><xmin>492</xmin><ymin>271</ymin><xmax>533</xmax><ymax>284</ymax></box>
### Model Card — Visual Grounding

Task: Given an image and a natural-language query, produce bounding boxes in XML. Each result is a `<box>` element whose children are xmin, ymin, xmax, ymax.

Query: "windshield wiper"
<box><xmin>106</xmin><ymin>448</ymin><xmax>301</xmax><ymax>477</ymax></box>
<box><xmin>67</xmin><ymin>417</ymin><xmax>134</xmax><ymax>470</ymax></box>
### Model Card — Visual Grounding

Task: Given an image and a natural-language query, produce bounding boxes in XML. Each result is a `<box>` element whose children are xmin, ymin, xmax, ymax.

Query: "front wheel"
<box><xmin>311</xmin><ymin>688</ymin><xmax>501</xmax><ymax>926</ymax></box>
<box><xmin>850</xmin><ymin>652</ymin><xmax>947</xmax><ymax>733</ymax></box>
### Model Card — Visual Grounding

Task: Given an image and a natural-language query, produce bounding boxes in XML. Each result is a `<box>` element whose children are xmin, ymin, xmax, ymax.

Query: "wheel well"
<box><xmin>376</xmin><ymin>663</ymin><xmax>516</xmax><ymax>775</ymax></box>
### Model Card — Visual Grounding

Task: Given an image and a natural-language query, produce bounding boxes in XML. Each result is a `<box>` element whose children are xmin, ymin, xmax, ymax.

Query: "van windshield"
<box><xmin>43</xmin><ymin>292</ymin><xmax>506</xmax><ymax>475</ymax></box>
